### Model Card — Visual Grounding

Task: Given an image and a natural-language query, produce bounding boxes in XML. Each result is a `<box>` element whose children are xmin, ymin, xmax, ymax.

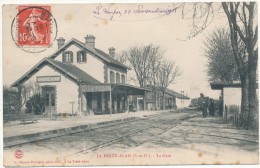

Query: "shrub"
<box><xmin>3</xmin><ymin>86</ymin><xmax>19</xmax><ymax>114</ymax></box>
<box><xmin>25</xmin><ymin>93</ymin><xmax>45</xmax><ymax>115</ymax></box>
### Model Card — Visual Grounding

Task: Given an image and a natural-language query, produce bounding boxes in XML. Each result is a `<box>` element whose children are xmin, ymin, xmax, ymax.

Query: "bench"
<box><xmin>4</xmin><ymin>113</ymin><xmax>41</xmax><ymax>124</ymax></box>
<box><xmin>20</xmin><ymin>117</ymin><xmax>39</xmax><ymax>124</ymax></box>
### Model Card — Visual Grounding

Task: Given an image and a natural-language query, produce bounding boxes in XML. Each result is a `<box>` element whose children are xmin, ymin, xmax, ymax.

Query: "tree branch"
<box><xmin>242</xmin><ymin>2</ymin><xmax>249</xmax><ymax>37</ymax></box>
<box><xmin>222</xmin><ymin>2</ymin><xmax>247</xmax><ymax>75</ymax></box>
<box><xmin>253</xmin><ymin>25</ymin><xmax>258</xmax><ymax>47</ymax></box>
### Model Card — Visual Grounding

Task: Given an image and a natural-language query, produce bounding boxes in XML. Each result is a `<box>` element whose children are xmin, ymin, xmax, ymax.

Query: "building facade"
<box><xmin>12</xmin><ymin>35</ymin><xmax>147</xmax><ymax>116</ymax></box>
<box><xmin>144</xmin><ymin>86</ymin><xmax>190</xmax><ymax>110</ymax></box>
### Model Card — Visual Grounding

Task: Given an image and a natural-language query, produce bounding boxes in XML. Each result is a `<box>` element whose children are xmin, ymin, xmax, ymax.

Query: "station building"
<box><xmin>12</xmin><ymin>35</ymin><xmax>148</xmax><ymax>116</ymax></box>
<box><xmin>12</xmin><ymin>35</ymin><xmax>189</xmax><ymax>116</ymax></box>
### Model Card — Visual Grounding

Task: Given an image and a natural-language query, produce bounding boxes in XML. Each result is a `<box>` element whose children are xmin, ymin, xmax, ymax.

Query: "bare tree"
<box><xmin>147</xmin><ymin>50</ymin><xmax>163</xmax><ymax>110</ymax></box>
<box><xmin>117</xmin><ymin>44</ymin><xmax>181</xmax><ymax>110</ymax></box>
<box><xmin>156</xmin><ymin>60</ymin><xmax>181</xmax><ymax>110</ymax></box>
<box><xmin>115</xmin><ymin>50</ymin><xmax>128</xmax><ymax>64</ymax></box>
<box><xmin>121</xmin><ymin>44</ymin><xmax>164</xmax><ymax>87</ymax></box>
<box><xmin>204</xmin><ymin>28</ymin><xmax>241</xmax><ymax>83</ymax></box>
<box><xmin>179</xmin><ymin>2</ymin><xmax>216</xmax><ymax>39</ymax></box>
<box><xmin>222</xmin><ymin>2</ymin><xmax>258</xmax><ymax>129</ymax></box>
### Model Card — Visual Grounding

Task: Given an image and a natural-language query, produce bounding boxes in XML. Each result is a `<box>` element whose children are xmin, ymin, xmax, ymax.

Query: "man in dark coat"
<box><xmin>209</xmin><ymin>98</ymin><xmax>215</xmax><ymax>116</ymax></box>
<box><xmin>199</xmin><ymin>93</ymin><xmax>208</xmax><ymax>118</ymax></box>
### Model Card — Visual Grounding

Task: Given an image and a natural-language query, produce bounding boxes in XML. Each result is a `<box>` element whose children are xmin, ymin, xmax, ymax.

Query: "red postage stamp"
<box><xmin>17</xmin><ymin>6</ymin><xmax>51</xmax><ymax>46</ymax></box>
<box><xmin>11</xmin><ymin>5</ymin><xmax>57</xmax><ymax>53</ymax></box>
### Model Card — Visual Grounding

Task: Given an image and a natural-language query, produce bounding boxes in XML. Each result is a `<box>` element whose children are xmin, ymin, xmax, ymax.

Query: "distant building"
<box><xmin>144</xmin><ymin>86</ymin><xmax>190</xmax><ymax>110</ymax></box>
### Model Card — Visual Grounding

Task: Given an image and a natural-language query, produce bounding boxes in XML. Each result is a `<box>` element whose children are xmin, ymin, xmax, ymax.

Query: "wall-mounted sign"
<box><xmin>37</xmin><ymin>76</ymin><xmax>61</xmax><ymax>83</ymax></box>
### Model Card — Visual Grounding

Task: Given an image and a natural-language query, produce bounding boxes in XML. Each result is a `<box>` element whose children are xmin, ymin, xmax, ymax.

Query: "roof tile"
<box><xmin>47</xmin><ymin>59</ymin><xmax>101</xmax><ymax>84</ymax></box>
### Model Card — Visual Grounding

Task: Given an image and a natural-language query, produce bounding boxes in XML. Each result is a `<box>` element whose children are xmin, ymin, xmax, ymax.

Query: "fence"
<box><xmin>225</xmin><ymin>104</ymin><xmax>258</xmax><ymax>129</ymax></box>
<box><xmin>226</xmin><ymin>105</ymin><xmax>239</xmax><ymax>124</ymax></box>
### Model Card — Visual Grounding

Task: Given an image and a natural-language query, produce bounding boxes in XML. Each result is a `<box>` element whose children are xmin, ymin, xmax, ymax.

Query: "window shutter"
<box><xmin>70</xmin><ymin>53</ymin><xmax>73</xmax><ymax>63</ymax></box>
<box><xmin>62</xmin><ymin>53</ymin><xmax>65</xmax><ymax>62</ymax></box>
<box><xmin>83</xmin><ymin>52</ymin><xmax>87</xmax><ymax>62</ymax></box>
<box><xmin>77</xmin><ymin>52</ymin><xmax>80</xmax><ymax>62</ymax></box>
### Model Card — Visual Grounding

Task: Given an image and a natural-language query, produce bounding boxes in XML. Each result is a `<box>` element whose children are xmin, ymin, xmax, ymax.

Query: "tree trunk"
<box><xmin>221</xmin><ymin>2</ymin><xmax>258</xmax><ymax>129</ymax></box>
<box><xmin>240</xmin><ymin>75</ymin><xmax>249</xmax><ymax>115</ymax></box>
<box><xmin>247</xmin><ymin>2</ymin><xmax>258</xmax><ymax>129</ymax></box>
<box><xmin>248</xmin><ymin>53</ymin><xmax>258</xmax><ymax>129</ymax></box>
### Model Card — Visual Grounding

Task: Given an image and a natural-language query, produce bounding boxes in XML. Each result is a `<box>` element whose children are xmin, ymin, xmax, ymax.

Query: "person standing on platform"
<box><xmin>199</xmin><ymin>93</ymin><xmax>208</xmax><ymax>118</ymax></box>
<box><xmin>209</xmin><ymin>98</ymin><xmax>215</xmax><ymax>116</ymax></box>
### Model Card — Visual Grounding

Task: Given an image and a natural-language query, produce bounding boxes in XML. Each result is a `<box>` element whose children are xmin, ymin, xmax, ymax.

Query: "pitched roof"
<box><xmin>144</xmin><ymin>85</ymin><xmax>190</xmax><ymax>99</ymax></box>
<box><xmin>49</xmin><ymin>38</ymin><xmax>129</xmax><ymax>70</ymax></box>
<box><xmin>94</xmin><ymin>48</ymin><xmax>129</xmax><ymax>69</ymax></box>
<box><xmin>11</xmin><ymin>58</ymin><xmax>101</xmax><ymax>87</ymax></box>
<box><xmin>47</xmin><ymin>59</ymin><xmax>101</xmax><ymax>84</ymax></box>
<box><xmin>165</xmin><ymin>88</ymin><xmax>190</xmax><ymax>99</ymax></box>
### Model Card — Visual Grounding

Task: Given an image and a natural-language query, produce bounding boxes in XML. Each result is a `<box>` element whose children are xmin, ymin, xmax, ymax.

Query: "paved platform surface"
<box><xmin>113</xmin><ymin>115</ymin><xmax>259</xmax><ymax>165</ymax></box>
<box><xmin>3</xmin><ymin>110</ymin><xmax>171</xmax><ymax>147</ymax></box>
<box><xmin>4</xmin><ymin>111</ymin><xmax>161</xmax><ymax>137</ymax></box>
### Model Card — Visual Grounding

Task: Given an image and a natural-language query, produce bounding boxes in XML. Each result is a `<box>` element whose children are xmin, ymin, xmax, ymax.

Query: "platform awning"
<box><xmin>81</xmin><ymin>83</ymin><xmax>149</xmax><ymax>95</ymax></box>
<box><xmin>111</xmin><ymin>83</ymin><xmax>150</xmax><ymax>95</ymax></box>
<box><xmin>81</xmin><ymin>84</ymin><xmax>111</xmax><ymax>92</ymax></box>
<box><xmin>210</xmin><ymin>82</ymin><xmax>242</xmax><ymax>90</ymax></box>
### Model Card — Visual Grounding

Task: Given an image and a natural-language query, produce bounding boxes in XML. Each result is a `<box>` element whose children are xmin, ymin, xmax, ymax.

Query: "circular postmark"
<box><xmin>14</xmin><ymin>149</ymin><xmax>24</xmax><ymax>159</ymax></box>
<box><xmin>11</xmin><ymin>6</ymin><xmax>58</xmax><ymax>53</ymax></box>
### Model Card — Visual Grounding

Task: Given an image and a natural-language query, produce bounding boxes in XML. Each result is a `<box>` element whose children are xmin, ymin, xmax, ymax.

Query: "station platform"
<box><xmin>3</xmin><ymin>110</ymin><xmax>172</xmax><ymax>147</ymax></box>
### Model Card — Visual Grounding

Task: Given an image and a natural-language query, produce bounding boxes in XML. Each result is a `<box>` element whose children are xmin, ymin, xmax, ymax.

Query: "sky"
<box><xmin>2</xmin><ymin>2</ymin><xmax>228</xmax><ymax>99</ymax></box>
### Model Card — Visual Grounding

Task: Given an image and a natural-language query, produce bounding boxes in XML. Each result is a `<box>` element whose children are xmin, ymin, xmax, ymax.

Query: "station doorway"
<box><xmin>42</xmin><ymin>86</ymin><xmax>56</xmax><ymax>116</ymax></box>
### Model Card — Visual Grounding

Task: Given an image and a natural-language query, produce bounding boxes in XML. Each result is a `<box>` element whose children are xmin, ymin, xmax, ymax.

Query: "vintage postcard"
<box><xmin>2</xmin><ymin>1</ymin><xmax>259</xmax><ymax>167</ymax></box>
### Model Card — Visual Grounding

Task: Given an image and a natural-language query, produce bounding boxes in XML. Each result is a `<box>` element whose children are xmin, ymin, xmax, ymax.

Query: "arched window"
<box><xmin>110</xmin><ymin>71</ymin><xmax>115</xmax><ymax>83</ymax></box>
<box><xmin>121</xmin><ymin>74</ymin><xmax>125</xmax><ymax>84</ymax></box>
<box><xmin>62</xmin><ymin>51</ymin><xmax>73</xmax><ymax>63</ymax></box>
<box><xmin>116</xmin><ymin>73</ymin><xmax>120</xmax><ymax>83</ymax></box>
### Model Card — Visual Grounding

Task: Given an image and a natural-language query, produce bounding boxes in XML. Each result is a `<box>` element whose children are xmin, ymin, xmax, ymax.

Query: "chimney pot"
<box><xmin>85</xmin><ymin>35</ymin><xmax>95</xmax><ymax>48</ymax></box>
<box><xmin>57</xmin><ymin>37</ymin><xmax>65</xmax><ymax>49</ymax></box>
<box><xmin>108</xmin><ymin>47</ymin><xmax>115</xmax><ymax>58</ymax></box>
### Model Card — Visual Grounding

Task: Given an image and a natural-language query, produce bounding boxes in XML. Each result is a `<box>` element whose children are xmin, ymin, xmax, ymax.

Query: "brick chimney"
<box><xmin>85</xmin><ymin>35</ymin><xmax>95</xmax><ymax>48</ymax></box>
<box><xmin>57</xmin><ymin>37</ymin><xmax>65</xmax><ymax>49</ymax></box>
<box><xmin>108</xmin><ymin>47</ymin><xmax>115</xmax><ymax>58</ymax></box>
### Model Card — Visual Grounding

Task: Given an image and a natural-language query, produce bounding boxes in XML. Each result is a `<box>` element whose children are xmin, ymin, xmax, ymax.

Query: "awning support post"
<box><xmin>127</xmin><ymin>94</ymin><xmax>130</xmax><ymax>114</ymax></box>
<box><xmin>109</xmin><ymin>90</ymin><xmax>112</xmax><ymax>116</ymax></box>
<box><xmin>143</xmin><ymin>91</ymin><xmax>146</xmax><ymax>111</ymax></box>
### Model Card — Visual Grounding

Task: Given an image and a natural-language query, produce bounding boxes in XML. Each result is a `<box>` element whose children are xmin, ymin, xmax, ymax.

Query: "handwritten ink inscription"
<box><xmin>93</xmin><ymin>4</ymin><xmax>177</xmax><ymax>21</ymax></box>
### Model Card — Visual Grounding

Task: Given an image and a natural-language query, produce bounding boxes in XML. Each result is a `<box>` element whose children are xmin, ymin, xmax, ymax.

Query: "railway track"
<box><xmin>65</xmin><ymin>111</ymin><xmax>200</xmax><ymax>158</ymax></box>
<box><xmin>4</xmin><ymin>110</ymin><xmax>200</xmax><ymax>158</ymax></box>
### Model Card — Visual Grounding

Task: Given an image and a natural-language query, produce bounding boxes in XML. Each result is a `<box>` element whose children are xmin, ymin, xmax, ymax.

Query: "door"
<box><xmin>86</xmin><ymin>92</ymin><xmax>93</xmax><ymax>114</ymax></box>
<box><xmin>138</xmin><ymin>98</ymin><xmax>144</xmax><ymax>111</ymax></box>
<box><xmin>42</xmin><ymin>86</ymin><xmax>56</xmax><ymax>116</ymax></box>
